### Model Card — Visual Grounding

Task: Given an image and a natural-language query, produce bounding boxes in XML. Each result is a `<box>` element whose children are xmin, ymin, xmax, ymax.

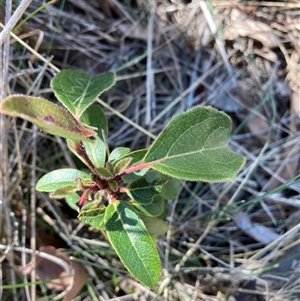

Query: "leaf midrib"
<box><xmin>75</xmin><ymin>77</ymin><xmax>93</xmax><ymax>117</ymax></box>
<box><xmin>146</xmin><ymin>143</ymin><xmax>229</xmax><ymax>165</ymax></box>
<box><xmin>116</xmin><ymin>204</ymin><xmax>154</xmax><ymax>282</ymax></box>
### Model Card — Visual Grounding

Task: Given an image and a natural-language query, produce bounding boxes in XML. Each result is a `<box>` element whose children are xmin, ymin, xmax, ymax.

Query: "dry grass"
<box><xmin>0</xmin><ymin>0</ymin><xmax>299</xmax><ymax>300</ymax></box>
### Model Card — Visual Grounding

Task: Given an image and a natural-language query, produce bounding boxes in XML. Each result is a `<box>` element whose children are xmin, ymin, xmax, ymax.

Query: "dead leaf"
<box><xmin>223</xmin><ymin>8</ymin><xmax>280</xmax><ymax>48</ymax></box>
<box><xmin>63</xmin><ymin>260</ymin><xmax>87</xmax><ymax>301</ymax></box>
<box><xmin>21</xmin><ymin>246</ymin><xmax>86</xmax><ymax>300</ymax></box>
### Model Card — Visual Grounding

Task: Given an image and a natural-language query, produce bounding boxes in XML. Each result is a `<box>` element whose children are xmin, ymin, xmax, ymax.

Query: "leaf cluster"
<box><xmin>0</xmin><ymin>69</ymin><xmax>245</xmax><ymax>288</ymax></box>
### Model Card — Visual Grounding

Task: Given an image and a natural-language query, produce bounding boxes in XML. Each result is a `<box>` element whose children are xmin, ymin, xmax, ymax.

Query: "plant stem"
<box><xmin>73</xmin><ymin>141</ymin><xmax>116</xmax><ymax>195</ymax></box>
<box><xmin>0</xmin><ymin>0</ymin><xmax>33</xmax><ymax>46</ymax></box>
<box><xmin>121</xmin><ymin>162</ymin><xmax>153</xmax><ymax>176</ymax></box>
<box><xmin>74</xmin><ymin>141</ymin><xmax>98</xmax><ymax>173</ymax></box>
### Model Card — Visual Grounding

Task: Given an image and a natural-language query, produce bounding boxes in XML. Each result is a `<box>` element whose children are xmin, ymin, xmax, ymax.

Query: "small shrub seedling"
<box><xmin>0</xmin><ymin>70</ymin><xmax>245</xmax><ymax>289</ymax></box>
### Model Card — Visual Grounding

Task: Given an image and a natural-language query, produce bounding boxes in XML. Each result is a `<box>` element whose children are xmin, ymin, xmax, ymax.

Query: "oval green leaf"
<box><xmin>143</xmin><ymin>106</ymin><xmax>245</xmax><ymax>182</ymax></box>
<box><xmin>127</xmin><ymin>178</ymin><xmax>164</xmax><ymax>205</ymax></box>
<box><xmin>36</xmin><ymin>168</ymin><xmax>92</xmax><ymax>192</ymax></box>
<box><xmin>50</xmin><ymin>185</ymin><xmax>77</xmax><ymax>199</ymax></box>
<box><xmin>65</xmin><ymin>193</ymin><xmax>80</xmax><ymax>211</ymax></box>
<box><xmin>51</xmin><ymin>69</ymin><xmax>115</xmax><ymax>118</ymax></box>
<box><xmin>0</xmin><ymin>95</ymin><xmax>96</xmax><ymax>141</ymax></box>
<box><xmin>78</xmin><ymin>207</ymin><xmax>106</xmax><ymax>230</ymax></box>
<box><xmin>104</xmin><ymin>201</ymin><xmax>161</xmax><ymax>288</ymax></box>
<box><xmin>132</xmin><ymin>195</ymin><xmax>165</xmax><ymax>217</ymax></box>
<box><xmin>109</xmin><ymin>147</ymin><xmax>130</xmax><ymax>162</ymax></box>
<box><xmin>113</xmin><ymin>157</ymin><xmax>132</xmax><ymax>175</ymax></box>
<box><xmin>96</xmin><ymin>167</ymin><xmax>113</xmax><ymax>179</ymax></box>
<box><xmin>120</xmin><ymin>149</ymin><xmax>148</xmax><ymax>183</ymax></box>
<box><xmin>145</xmin><ymin>171</ymin><xmax>181</xmax><ymax>200</ymax></box>
<box><xmin>81</xmin><ymin>104</ymin><xmax>108</xmax><ymax>168</ymax></box>
<box><xmin>139</xmin><ymin>215</ymin><xmax>169</xmax><ymax>236</ymax></box>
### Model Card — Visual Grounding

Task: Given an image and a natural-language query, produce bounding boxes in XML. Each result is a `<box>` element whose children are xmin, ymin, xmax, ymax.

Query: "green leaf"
<box><xmin>78</xmin><ymin>207</ymin><xmax>106</xmax><ymax>230</ymax></box>
<box><xmin>65</xmin><ymin>193</ymin><xmax>80</xmax><ymax>211</ymax></box>
<box><xmin>116</xmin><ymin>149</ymin><xmax>147</xmax><ymax>165</ymax></box>
<box><xmin>139</xmin><ymin>215</ymin><xmax>169</xmax><ymax>236</ymax></box>
<box><xmin>50</xmin><ymin>185</ymin><xmax>77</xmax><ymax>198</ymax></box>
<box><xmin>104</xmin><ymin>201</ymin><xmax>161</xmax><ymax>288</ymax></box>
<box><xmin>96</xmin><ymin>167</ymin><xmax>113</xmax><ymax>179</ymax></box>
<box><xmin>132</xmin><ymin>195</ymin><xmax>165</xmax><ymax>217</ymax></box>
<box><xmin>51</xmin><ymin>69</ymin><xmax>115</xmax><ymax>118</ymax></box>
<box><xmin>0</xmin><ymin>95</ymin><xmax>96</xmax><ymax>141</ymax></box>
<box><xmin>120</xmin><ymin>149</ymin><xmax>148</xmax><ymax>183</ymax></box>
<box><xmin>143</xmin><ymin>106</ymin><xmax>245</xmax><ymax>182</ymax></box>
<box><xmin>108</xmin><ymin>180</ymin><xmax>118</xmax><ymax>192</ymax></box>
<box><xmin>113</xmin><ymin>157</ymin><xmax>132</xmax><ymax>175</ymax></box>
<box><xmin>67</xmin><ymin>139</ymin><xmax>85</xmax><ymax>165</ymax></box>
<box><xmin>145</xmin><ymin>171</ymin><xmax>181</xmax><ymax>200</ymax></box>
<box><xmin>36</xmin><ymin>168</ymin><xmax>92</xmax><ymax>192</ymax></box>
<box><xmin>81</xmin><ymin>104</ymin><xmax>108</xmax><ymax>168</ymax></box>
<box><xmin>127</xmin><ymin>178</ymin><xmax>164</xmax><ymax>205</ymax></box>
<box><xmin>106</xmin><ymin>161</ymin><xmax>115</xmax><ymax>173</ymax></box>
<box><xmin>109</xmin><ymin>147</ymin><xmax>130</xmax><ymax>162</ymax></box>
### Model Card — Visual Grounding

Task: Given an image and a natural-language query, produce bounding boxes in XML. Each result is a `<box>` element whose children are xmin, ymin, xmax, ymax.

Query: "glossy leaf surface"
<box><xmin>104</xmin><ymin>201</ymin><xmax>160</xmax><ymax>288</ymax></box>
<box><xmin>144</xmin><ymin>106</ymin><xmax>245</xmax><ymax>181</ymax></box>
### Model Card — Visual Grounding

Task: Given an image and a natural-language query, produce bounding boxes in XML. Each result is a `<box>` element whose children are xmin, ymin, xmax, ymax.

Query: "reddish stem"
<box><xmin>74</xmin><ymin>141</ymin><xmax>98</xmax><ymax>174</ymax></box>
<box><xmin>120</xmin><ymin>162</ymin><xmax>153</xmax><ymax>176</ymax></box>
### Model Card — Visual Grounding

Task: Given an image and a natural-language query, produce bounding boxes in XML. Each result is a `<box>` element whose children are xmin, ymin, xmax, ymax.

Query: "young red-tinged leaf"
<box><xmin>51</xmin><ymin>69</ymin><xmax>115</xmax><ymax>119</ymax></box>
<box><xmin>143</xmin><ymin>106</ymin><xmax>245</xmax><ymax>182</ymax></box>
<box><xmin>0</xmin><ymin>95</ymin><xmax>96</xmax><ymax>141</ymax></box>
<box><xmin>36</xmin><ymin>168</ymin><xmax>92</xmax><ymax>192</ymax></box>
<box><xmin>104</xmin><ymin>201</ymin><xmax>161</xmax><ymax>288</ymax></box>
